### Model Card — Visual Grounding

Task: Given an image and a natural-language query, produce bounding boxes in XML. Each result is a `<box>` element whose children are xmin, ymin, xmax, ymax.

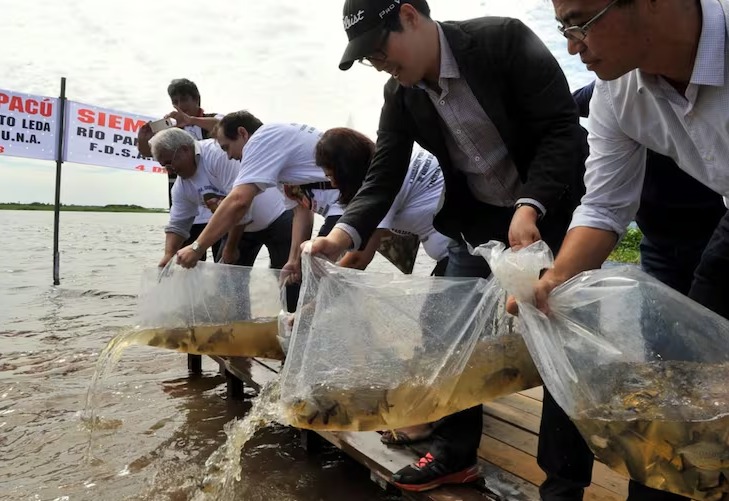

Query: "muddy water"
<box><xmin>1</xmin><ymin>211</ymin><xmax>423</xmax><ymax>500</ymax></box>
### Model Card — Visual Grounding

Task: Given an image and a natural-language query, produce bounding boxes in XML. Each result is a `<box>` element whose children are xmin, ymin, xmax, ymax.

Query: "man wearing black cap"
<box><xmin>308</xmin><ymin>0</ymin><xmax>589</xmax><ymax>496</ymax></box>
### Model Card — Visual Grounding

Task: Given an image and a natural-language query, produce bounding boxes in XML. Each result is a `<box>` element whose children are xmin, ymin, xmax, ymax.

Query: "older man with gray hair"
<box><xmin>150</xmin><ymin>127</ymin><xmax>292</xmax><ymax>270</ymax></box>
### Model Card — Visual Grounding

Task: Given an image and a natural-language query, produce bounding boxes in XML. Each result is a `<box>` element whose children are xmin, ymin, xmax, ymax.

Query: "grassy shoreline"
<box><xmin>2</xmin><ymin>201</ymin><xmax>642</xmax><ymax>263</ymax></box>
<box><xmin>0</xmin><ymin>202</ymin><xmax>167</xmax><ymax>214</ymax></box>
<box><xmin>607</xmin><ymin>227</ymin><xmax>641</xmax><ymax>264</ymax></box>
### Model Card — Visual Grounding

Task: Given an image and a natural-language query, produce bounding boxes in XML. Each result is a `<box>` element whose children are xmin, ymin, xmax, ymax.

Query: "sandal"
<box><xmin>380</xmin><ymin>424</ymin><xmax>434</xmax><ymax>445</ymax></box>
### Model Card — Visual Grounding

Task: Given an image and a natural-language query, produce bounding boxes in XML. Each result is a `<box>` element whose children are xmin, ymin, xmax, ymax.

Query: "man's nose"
<box><xmin>567</xmin><ymin>37</ymin><xmax>586</xmax><ymax>56</ymax></box>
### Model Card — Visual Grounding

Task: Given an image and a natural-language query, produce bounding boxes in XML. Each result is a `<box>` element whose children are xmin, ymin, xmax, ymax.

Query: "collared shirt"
<box><xmin>572</xmin><ymin>0</ymin><xmax>729</xmax><ymax>235</ymax></box>
<box><xmin>416</xmin><ymin>23</ymin><xmax>545</xmax><ymax>214</ymax></box>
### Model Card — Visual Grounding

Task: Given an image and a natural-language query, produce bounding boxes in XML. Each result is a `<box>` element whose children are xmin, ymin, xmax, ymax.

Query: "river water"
<box><xmin>1</xmin><ymin>210</ymin><xmax>429</xmax><ymax>501</ymax></box>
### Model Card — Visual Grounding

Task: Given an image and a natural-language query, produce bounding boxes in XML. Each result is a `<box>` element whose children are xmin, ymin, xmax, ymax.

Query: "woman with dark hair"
<box><xmin>316</xmin><ymin>127</ymin><xmax>453</xmax><ymax>444</ymax></box>
<box><xmin>316</xmin><ymin>127</ymin><xmax>452</xmax><ymax>274</ymax></box>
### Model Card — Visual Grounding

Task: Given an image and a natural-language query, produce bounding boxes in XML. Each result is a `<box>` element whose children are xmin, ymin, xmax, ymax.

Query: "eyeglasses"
<box><xmin>160</xmin><ymin>147</ymin><xmax>180</xmax><ymax>168</ymax></box>
<box><xmin>357</xmin><ymin>31</ymin><xmax>390</xmax><ymax>67</ymax></box>
<box><xmin>557</xmin><ymin>0</ymin><xmax>620</xmax><ymax>42</ymax></box>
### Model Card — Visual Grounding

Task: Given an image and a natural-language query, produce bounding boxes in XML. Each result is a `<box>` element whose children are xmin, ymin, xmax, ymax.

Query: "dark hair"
<box><xmin>315</xmin><ymin>128</ymin><xmax>375</xmax><ymax>205</ymax></box>
<box><xmin>384</xmin><ymin>0</ymin><xmax>431</xmax><ymax>31</ymax></box>
<box><xmin>167</xmin><ymin>78</ymin><xmax>201</xmax><ymax>104</ymax></box>
<box><xmin>218</xmin><ymin>110</ymin><xmax>264</xmax><ymax>139</ymax></box>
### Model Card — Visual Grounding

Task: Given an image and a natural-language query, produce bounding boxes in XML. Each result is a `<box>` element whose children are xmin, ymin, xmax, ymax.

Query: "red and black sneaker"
<box><xmin>391</xmin><ymin>452</ymin><xmax>480</xmax><ymax>492</ymax></box>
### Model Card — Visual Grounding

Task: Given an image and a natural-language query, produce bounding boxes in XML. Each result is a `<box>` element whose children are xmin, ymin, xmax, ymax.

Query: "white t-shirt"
<box><xmin>376</xmin><ymin>149</ymin><xmax>450</xmax><ymax>261</ymax></box>
<box><xmin>183</xmin><ymin>118</ymin><xmax>223</xmax><ymax>225</ymax></box>
<box><xmin>233</xmin><ymin>122</ymin><xmax>343</xmax><ymax>218</ymax></box>
<box><xmin>166</xmin><ymin>139</ymin><xmax>286</xmax><ymax>238</ymax></box>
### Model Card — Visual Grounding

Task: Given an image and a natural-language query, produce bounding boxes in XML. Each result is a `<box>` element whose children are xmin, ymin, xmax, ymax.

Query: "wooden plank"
<box><xmin>477</xmin><ymin>436</ymin><xmax>623</xmax><ymax>501</ymax></box>
<box><xmin>518</xmin><ymin>387</ymin><xmax>544</xmax><ymax>402</ymax></box>
<box><xmin>482</xmin><ymin>416</ymin><xmax>629</xmax><ymax>497</ymax></box>
<box><xmin>483</xmin><ymin>400</ymin><xmax>541</xmax><ymax>435</ymax></box>
<box><xmin>495</xmin><ymin>393</ymin><xmax>543</xmax><ymax>418</ymax></box>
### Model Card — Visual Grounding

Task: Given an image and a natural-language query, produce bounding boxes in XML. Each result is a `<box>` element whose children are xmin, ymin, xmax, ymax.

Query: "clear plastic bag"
<box><xmin>132</xmin><ymin>261</ymin><xmax>285</xmax><ymax>360</ymax></box>
<box><xmin>279</xmin><ymin>247</ymin><xmax>541</xmax><ymax>432</ymax></box>
<box><xmin>482</xmin><ymin>240</ymin><xmax>729</xmax><ymax>500</ymax></box>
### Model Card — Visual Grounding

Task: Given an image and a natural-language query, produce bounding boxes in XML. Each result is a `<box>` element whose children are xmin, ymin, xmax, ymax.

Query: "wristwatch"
<box><xmin>191</xmin><ymin>241</ymin><xmax>204</xmax><ymax>254</ymax></box>
<box><xmin>515</xmin><ymin>202</ymin><xmax>544</xmax><ymax>220</ymax></box>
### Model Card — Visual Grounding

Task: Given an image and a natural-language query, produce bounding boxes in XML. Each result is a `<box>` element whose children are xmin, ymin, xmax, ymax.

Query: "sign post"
<box><xmin>52</xmin><ymin>77</ymin><xmax>67</xmax><ymax>285</ymax></box>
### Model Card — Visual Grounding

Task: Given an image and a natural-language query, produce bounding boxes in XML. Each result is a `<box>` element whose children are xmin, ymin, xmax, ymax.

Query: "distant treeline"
<box><xmin>0</xmin><ymin>202</ymin><xmax>167</xmax><ymax>213</ymax></box>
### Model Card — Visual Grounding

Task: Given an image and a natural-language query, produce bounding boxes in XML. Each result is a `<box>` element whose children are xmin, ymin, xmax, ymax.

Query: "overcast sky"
<box><xmin>0</xmin><ymin>0</ymin><xmax>591</xmax><ymax>208</ymax></box>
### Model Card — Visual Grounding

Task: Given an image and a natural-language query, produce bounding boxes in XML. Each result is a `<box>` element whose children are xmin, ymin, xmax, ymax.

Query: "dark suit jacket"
<box><xmin>339</xmin><ymin>17</ymin><xmax>587</xmax><ymax>248</ymax></box>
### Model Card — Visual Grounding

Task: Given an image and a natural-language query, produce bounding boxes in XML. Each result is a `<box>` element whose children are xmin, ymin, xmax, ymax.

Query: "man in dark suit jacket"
<box><xmin>310</xmin><ymin>0</ymin><xmax>592</xmax><ymax>497</ymax></box>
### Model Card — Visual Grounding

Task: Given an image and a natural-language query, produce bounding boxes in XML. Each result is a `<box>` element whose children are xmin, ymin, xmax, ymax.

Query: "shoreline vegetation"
<box><xmin>0</xmin><ymin>202</ymin><xmax>167</xmax><ymax>214</ymax></box>
<box><xmin>1</xmin><ymin>202</ymin><xmax>642</xmax><ymax>264</ymax></box>
<box><xmin>607</xmin><ymin>227</ymin><xmax>641</xmax><ymax>265</ymax></box>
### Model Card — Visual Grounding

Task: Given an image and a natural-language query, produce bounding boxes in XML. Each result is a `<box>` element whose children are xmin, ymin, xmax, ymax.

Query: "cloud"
<box><xmin>0</xmin><ymin>0</ymin><xmax>592</xmax><ymax>205</ymax></box>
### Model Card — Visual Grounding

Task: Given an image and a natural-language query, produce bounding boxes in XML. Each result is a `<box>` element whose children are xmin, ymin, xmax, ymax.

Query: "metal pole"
<box><xmin>52</xmin><ymin>77</ymin><xmax>67</xmax><ymax>285</ymax></box>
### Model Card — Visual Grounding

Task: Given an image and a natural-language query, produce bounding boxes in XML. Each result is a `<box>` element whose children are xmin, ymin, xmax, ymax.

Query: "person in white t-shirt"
<box><xmin>149</xmin><ymin>129</ymin><xmax>292</xmax><ymax>270</ymax></box>
<box><xmin>135</xmin><ymin>79</ymin><xmax>226</xmax><ymax>263</ymax></box>
<box><xmin>316</xmin><ymin>127</ymin><xmax>452</xmax><ymax>274</ymax></box>
<box><xmin>175</xmin><ymin>111</ymin><xmax>342</xmax><ymax>287</ymax></box>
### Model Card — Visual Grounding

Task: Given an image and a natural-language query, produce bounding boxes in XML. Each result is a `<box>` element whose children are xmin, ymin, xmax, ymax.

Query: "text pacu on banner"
<box><xmin>0</xmin><ymin>88</ymin><xmax>58</xmax><ymax>161</ymax></box>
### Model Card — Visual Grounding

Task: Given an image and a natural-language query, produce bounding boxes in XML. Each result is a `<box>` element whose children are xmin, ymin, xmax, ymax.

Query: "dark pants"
<box><xmin>282</xmin><ymin>213</ymin><xmax>342</xmax><ymax>313</ymax></box>
<box><xmin>689</xmin><ymin>210</ymin><xmax>729</xmax><ymax>320</ymax></box>
<box><xmin>429</xmin><ymin>242</ymin><xmax>491</xmax><ymax>468</ymax></box>
<box><xmin>428</xmin><ymin>210</ymin><xmax>584</xmax><ymax>482</ymax></box>
<box><xmin>318</xmin><ymin>214</ymin><xmax>342</xmax><ymax>238</ymax></box>
<box><xmin>539</xmin><ymin>227</ymin><xmax>721</xmax><ymax>501</ymax></box>
<box><xmin>185</xmin><ymin>223</ymin><xmax>222</xmax><ymax>262</ymax></box>
<box><xmin>232</xmin><ymin>209</ymin><xmax>293</xmax><ymax>269</ymax></box>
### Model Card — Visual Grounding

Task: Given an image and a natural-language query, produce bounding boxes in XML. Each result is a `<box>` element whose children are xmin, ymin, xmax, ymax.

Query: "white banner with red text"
<box><xmin>64</xmin><ymin>101</ymin><xmax>167</xmax><ymax>174</ymax></box>
<box><xmin>0</xmin><ymin>88</ymin><xmax>59</xmax><ymax>161</ymax></box>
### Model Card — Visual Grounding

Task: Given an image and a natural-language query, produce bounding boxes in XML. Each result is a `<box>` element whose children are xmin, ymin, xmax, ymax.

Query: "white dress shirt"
<box><xmin>571</xmin><ymin>0</ymin><xmax>729</xmax><ymax>235</ymax></box>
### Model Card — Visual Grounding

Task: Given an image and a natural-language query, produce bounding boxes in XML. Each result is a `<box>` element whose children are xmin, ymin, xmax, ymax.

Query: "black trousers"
<box><xmin>282</xmin><ymin>213</ymin><xmax>343</xmax><ymax>313</ymax></box>
<box><xmin>540</xmin><ymin>224</ymin><xmax>724</xmax><ymax>501</ymax></box>
<box><xmin>185</xmin><ymin>223</ymin><xmax>222</xmax><ymax>262</ymax></box>
<box><xmin>427</xmin><ymin>209</ymin><xmax>589</xmax><ymax>481</ymax></box>
<box><xmin>689</xmin><ymin>210</ymin><xmax>729</xmax><ymax>320</ymax></box>
<box><xmin>232</xmin><ymin>209</ymin><xmax>293</xmax><ymax>269</ymax></box>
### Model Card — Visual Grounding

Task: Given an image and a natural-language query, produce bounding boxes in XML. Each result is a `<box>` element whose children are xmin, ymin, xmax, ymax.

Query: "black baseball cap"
<box><xmin>339</xmin><ymin>0</ymin><xmax>406</xmax><ymax>71</ymax></box>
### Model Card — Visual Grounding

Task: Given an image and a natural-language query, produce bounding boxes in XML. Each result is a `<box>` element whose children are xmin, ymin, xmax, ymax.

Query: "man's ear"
<box><xmin>237</xmin><ymin>126</ymin><xmax>250</xmax><ymax>141</ymax></box>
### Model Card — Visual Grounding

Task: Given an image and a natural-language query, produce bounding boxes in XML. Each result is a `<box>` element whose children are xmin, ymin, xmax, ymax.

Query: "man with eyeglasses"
<box><xmin>507</xmin><ymin>0</ymin><xmax>729</xmax><ymax>498</ymax></box>
<box><xmin>307</xmin><ymin>0</ymin><xmax>589</xmax><ymax>495</ymax></box>
<box><xmin>149</xmin><ymin>127</ymin><xmax>292</xmax><ymax>273</ymax></box>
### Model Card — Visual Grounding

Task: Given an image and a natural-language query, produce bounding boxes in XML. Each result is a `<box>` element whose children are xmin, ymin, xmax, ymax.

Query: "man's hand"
<box><xmin>303</xmin><ymin>228</ymin><xmax>353</xmax><ymax>263</ymax></box>
<box><xmin>166</xmin><ymin>106</ymin><xmax>191</xmax><ymax>127</ymax></box>
<box><xmin>280</xmin><ymin>259</ymin><xmax>302</xmax><ymax>285</ymax></box>
<box><xmin>221</xmin><ymin>244</ymin><xmax>240</xmax><ymax>265</ymax></box>
<box><xmin>506</xmin><ymin>269</ymin><xmax>565</xmax><ymax>316</ymax></box>
<box><xmin>509</xmin><ymin>205</ymin><xmax>542</xmax><ymax>250</ymax></box>
<box><xmin>176</xmin><ymin>245</ymin><xmax>203</xmax><ymax>269</ymax></box>
<box><xmin>158</xmin><ymin>252</ymin><xmax>175</xmax><ymax>268</ymax></box>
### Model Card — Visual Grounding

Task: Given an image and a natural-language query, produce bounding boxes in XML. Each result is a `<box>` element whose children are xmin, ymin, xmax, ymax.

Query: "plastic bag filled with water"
<box><xmin>482</xmin><ymin>241</ymin><xmax>729</xmax><ymax>500</ymax></box>
<box><xmin>279</xmin><ymin>246</ymin><xmax>541</xmax><ymax>432</ymax></box>
<box><xmin>132</xmin><ymin>261</ymin><xmax>285</xmax><ymax>360</ymax></box>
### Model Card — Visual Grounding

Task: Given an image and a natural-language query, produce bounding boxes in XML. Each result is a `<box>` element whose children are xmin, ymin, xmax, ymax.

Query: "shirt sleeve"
<box><xmin>569</xmin><ymin>80</ymin><xmax>646</xmax><ymax>236</ymax></box>
<box><xmin>233</xmin><ymin>126</ymin><xmax>290</xmax><ymax>189</ymax></box>
<box><xmin>164</xmin><ymin>180</ymin><xmax>198</xmax><ymax>239</ymax></box>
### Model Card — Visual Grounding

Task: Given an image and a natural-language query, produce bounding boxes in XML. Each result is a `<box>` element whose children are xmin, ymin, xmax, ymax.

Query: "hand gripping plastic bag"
<box><xmin>278</xmin><ymin>246</ymin><xmax>541</xmax><ymax>432</ymax></box>
<box><xmin>480</xmin><ymin>240</ymin><xmax>729</xmax><ymax>500</ymax></box>
<box><xmin>131</xmin><ymin>261</ymin><xmax>285</xmax><ymax>360</ymax></box>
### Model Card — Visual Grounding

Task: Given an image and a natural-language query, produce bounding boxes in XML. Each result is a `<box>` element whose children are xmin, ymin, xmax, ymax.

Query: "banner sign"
<box><xmin>0</xmin><ymin>88</ymin><xmax>58</xmax><ymax>161</ymax></box>
<box><xmin>64</xmin><ymin>101</ymin><xmax>167</xmax><ymax>174</ymax></box>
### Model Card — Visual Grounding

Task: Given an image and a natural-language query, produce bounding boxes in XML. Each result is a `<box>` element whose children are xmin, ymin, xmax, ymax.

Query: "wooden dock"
<box><xmin>208</xmin><ymin>355</ymin><xmax>631</xmax><ymax>501</ymax></box>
